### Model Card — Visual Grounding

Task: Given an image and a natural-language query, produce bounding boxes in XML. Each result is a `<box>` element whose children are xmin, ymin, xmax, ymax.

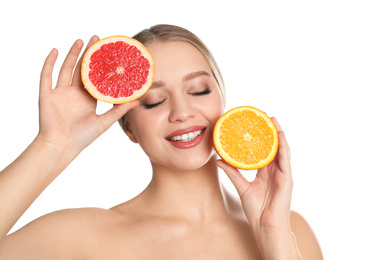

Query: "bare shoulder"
<box><xmin>0</xmin><ymin>207</ymin><xmax>119</xmax><ymax>259</ymax></box>
<box><xmin>290</xmin><ymin>210</ymin><xmax>324</xmax><ymax>260</ymax></box>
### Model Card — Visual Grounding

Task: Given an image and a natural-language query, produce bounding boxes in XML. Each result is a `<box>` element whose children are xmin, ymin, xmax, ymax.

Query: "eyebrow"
<box><xmin>182</xmin><ymin>70</ymin><xmax>211</xmax><ymax>82</ymax></box>
<box><xmin>150</xmin><ymin>70</ymin><xmax>211</xmax><ymax>89</ymax></box>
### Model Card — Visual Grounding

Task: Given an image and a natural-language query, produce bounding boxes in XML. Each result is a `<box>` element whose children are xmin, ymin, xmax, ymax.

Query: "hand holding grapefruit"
<box><xmin>37</xmin><ymin>36</ymin><xmax>140</xmax><ymax>154</ymax></box>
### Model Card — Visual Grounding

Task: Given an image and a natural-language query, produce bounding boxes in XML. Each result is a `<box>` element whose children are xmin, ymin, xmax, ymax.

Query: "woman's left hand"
<box><xmin>217</xmin><ymin>117</ymin><xmax>299</xmax><ymax>257</ymax></box>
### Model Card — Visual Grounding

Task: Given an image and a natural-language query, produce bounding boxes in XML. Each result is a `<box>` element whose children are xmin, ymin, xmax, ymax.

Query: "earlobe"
<box><xmin>125</xmin><ymin>128</ymin><xmax>139</xmax><ymax>143</ymax></box>
<box><xmin>123</xmin><ymin>120</ymin><xmax>139</xmax><ymax>144</ymax></box>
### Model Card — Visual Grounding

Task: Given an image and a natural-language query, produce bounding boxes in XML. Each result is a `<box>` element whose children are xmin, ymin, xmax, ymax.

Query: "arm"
<box><xmin>0</xmin><ymin>37</ymin><xmax>138</xmax><ymax>243</ymax></box>
<box><xmin>0</xmin><ymin>135</ymin><xmax>75</xmax><ymax>238</ymax></box>
<box><xmin>217</xmin><ymin>118</ymin><xmax>323</xmax><ymax>259</ymax></box>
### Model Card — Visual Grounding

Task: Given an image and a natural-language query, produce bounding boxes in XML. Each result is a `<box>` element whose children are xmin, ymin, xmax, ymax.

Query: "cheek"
<box><xmin>200</xmin><ymin>94</ymin><xmax>224</xmax><ymax>124</ymax></box>
<box><xmin>129</xmin><ymin>110</ymin><xmax>166</xmax><ymax>145</ymax></box>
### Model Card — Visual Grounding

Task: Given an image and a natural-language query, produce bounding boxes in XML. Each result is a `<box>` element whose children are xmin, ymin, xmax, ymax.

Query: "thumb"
<box><xmin>216</xmin><ymin>160</ymin><xmax>250</xmax><ymax>198</ymax></box>
<box><xmin>98</xmin><ymin>100</ymin><xmax>139</xmax><ymax>132</ymax></box>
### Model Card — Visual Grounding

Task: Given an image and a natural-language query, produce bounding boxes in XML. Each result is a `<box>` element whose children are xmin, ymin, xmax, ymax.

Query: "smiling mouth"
<box><xmin>166</xmin><ymin>128</ymin><xmax>206</xmax><ymax>142</ymax></box>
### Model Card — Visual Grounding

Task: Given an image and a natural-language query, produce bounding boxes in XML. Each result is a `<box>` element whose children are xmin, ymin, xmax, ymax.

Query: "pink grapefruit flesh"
<box><xmin>81</xmin><ymin>36</ymin><xmax>154</xmax><ymax>104</ymax></box>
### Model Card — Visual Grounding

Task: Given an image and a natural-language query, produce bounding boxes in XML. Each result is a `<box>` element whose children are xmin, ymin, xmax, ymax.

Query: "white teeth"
<box><xmin>169</xmin><ymin>130</ymin><xmax>203</xmax><ymax>142</ymax></box>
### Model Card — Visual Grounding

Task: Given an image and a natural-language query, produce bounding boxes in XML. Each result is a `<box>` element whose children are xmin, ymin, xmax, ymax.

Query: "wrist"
<box><xmin>34</xmin><ymin>133</ymin><xmax>79</xmax><ymax>160</ymax></box>
<box><xmin>257</xmin><ymin>228</ymin><xmax>302</xmax><ymax>260</ymax></box>
<box><xmin>32</xmin><ymin>134</ymin><xmax>79</xmax><ymax>172</ymax></box>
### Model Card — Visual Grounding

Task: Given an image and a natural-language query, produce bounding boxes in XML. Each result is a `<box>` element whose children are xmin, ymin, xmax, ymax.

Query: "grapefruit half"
<box><xmin>81</xmin><ymin>36</ymin><xmax>154</xmax><ymax>104</ymax></box>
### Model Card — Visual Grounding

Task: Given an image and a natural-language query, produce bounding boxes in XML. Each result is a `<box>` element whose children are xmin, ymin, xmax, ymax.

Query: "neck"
<box><xmin>139</xmin><ymin>155</ymin><xmax>237</xmax><ymax>223</ymax></box>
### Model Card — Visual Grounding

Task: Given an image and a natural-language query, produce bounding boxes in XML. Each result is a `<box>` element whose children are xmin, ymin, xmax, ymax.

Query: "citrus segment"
<box><xmin>213</xmin><ymin>106</ymin><xmax>279</xmax><ymax>170</ymax></box>
<box><xmin>81</xmin><ymin>36</ymin><xmax>154</xmax><ymax>104</ymax></box>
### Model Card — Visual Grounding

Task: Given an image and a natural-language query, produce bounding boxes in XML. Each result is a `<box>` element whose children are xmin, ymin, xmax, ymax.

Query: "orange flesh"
<box><xmin>219</xmin><ymin>110</ymin><xmax>275</xmax><ymax>165</ymax></box>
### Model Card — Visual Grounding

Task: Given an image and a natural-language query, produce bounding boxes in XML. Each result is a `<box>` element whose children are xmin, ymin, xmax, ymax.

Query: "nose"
<box><xmin>168</xmin><ymin>94</ymin><xmax>195</xmax><ymax>123</ymax></box>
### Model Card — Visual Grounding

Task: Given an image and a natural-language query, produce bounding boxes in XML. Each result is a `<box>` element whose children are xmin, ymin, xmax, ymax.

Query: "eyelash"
<box><xmin>144</xmin><ymin>99</ymin><xmax>166</xmax><ymax>109</ymax></box>
<box><xmin>189</xmin><ymin>88</ymin><xmax>212</xmax><ymax>96</ymax></box>
<box><xmin>144</xmin><ymin>88</ymin><xmax>212</xmax><ymax>109</ymax></box>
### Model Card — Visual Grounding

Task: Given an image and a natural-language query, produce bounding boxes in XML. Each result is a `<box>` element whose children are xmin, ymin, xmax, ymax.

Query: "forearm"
<box><xmin>256</xmin><ymin>228</ymin><xmax>302</xmax><ymax>260</ymax></box>
<box><xmin>0</xmin><ymin>136</ymin><xmax>77</xmax><ymax>237</ymax></box>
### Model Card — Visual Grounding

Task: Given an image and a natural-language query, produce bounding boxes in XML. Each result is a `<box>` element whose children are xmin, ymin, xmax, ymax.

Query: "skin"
<box><xmin>0</xmin><ymin>36</ymin><xmax>323</xmax><ymax>259</ymax></box>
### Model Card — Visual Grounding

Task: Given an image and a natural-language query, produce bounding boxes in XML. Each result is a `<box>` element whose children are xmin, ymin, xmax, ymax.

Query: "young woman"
<box><xmin>0</xmin><ymin>24</ymin><xmax>323</xmax><ymax>259</ymax></box>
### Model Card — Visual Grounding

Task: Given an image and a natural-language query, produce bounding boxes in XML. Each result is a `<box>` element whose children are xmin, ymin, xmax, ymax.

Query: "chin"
<box><xmin>159</xmin><ymin>152</ymin><xmax>216</xmax><ymax>172</ymax></box>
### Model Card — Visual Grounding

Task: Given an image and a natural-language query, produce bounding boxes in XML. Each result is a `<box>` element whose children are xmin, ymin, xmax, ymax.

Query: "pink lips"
<box><xmin>165</xmin><ymin>126</ymin><xmax>206</xmax><ymax>149</ymax></box>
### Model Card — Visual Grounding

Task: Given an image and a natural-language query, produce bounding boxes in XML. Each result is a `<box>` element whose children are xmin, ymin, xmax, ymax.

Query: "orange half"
<box><xmin>213</xmin><ymin>106</ymin><xmax>279</xmax><ymax>170</ymax></box>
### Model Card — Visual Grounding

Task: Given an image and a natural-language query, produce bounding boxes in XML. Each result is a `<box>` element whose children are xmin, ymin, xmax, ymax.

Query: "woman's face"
<box><xmin>125</xmin><ymin>40</ymin><xmax>224</xmax><ymax>170</ymax></box>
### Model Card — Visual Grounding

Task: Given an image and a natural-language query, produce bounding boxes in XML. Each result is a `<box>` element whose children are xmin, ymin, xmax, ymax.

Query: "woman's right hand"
<box><xmin>37</xmin><ymin>36</ymin><xmax>139</xmax><ymax>156</ymax></box>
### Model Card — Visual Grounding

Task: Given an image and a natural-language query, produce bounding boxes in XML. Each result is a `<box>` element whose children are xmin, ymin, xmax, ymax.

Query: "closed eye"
<box><xmin>144</xmin><ymin>98</ymin><xmax>166</xmax><ymax>109</ymax></box>
<box><xmin>190</xmin><ymin>88</ymin><xmax>212</xmax><ymax>96</ymax></box>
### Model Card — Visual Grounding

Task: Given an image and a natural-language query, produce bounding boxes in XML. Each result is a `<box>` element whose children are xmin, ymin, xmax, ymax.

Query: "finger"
<box><xmin>271</xmin><ymin>117</ymin><xmax>290</xmax><ymax>161</ymax></box>
<box><xmin>72</xmin><ymin>35</ymin><xmax>100</xmax><ymax>87</ymax></box>
<box><xmin>56</xmin><ymin>39</ymin><xmax>84</xmax><ymax>87</ymax></box>
<box><xmin>271</xmin><ymin>116</ymin><xmax>282</xmax><ymax>131</ymax></box>
<box><xmin>40</xmin><ymin>48</ymin><xmax>58</xmax><ymax>94</ymax></box>
<box><xmin>216</xmin><ymin>160</ymin><xmax>250</xmax><ymax>198</ymax></box>
<box><xmin>276</xmin><ymin>131</ymin><xmax>292</xmax><ymax>175</ymax></box>
<box><xmin>98</xmin><ymin>101</ymin><xmax>140</xmax><ymax>133</ymax></box>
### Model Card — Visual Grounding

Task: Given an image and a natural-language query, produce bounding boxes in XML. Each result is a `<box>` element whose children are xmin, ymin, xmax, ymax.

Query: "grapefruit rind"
<box><xmin>81</xmin><ymin>35</ymin><xmax>154</xmax><ymax>104</ymax></box>
<box><xmin>213</xmin><ymin>106</ymin><xmax>279</xmax><ymax>170</ymax></box>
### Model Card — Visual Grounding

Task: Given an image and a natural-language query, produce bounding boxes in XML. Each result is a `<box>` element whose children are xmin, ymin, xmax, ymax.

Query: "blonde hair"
<box><xmin>119</xmin><ymin>24</ymin><xmax>226</xmax><ymax>130</ymax></box>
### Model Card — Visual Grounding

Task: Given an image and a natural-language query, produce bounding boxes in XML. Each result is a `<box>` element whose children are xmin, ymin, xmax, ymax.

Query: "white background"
<box><xmin>1</xmin><ymin>0</ymin><xmax>389</xmax><ymax>259</ymax></box>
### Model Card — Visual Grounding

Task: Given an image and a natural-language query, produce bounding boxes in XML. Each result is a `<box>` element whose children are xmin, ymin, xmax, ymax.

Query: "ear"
<box><xmin>123</xmin><ymin>119</ymin><xmax>139</xmax><ymax>144</ymax></box>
